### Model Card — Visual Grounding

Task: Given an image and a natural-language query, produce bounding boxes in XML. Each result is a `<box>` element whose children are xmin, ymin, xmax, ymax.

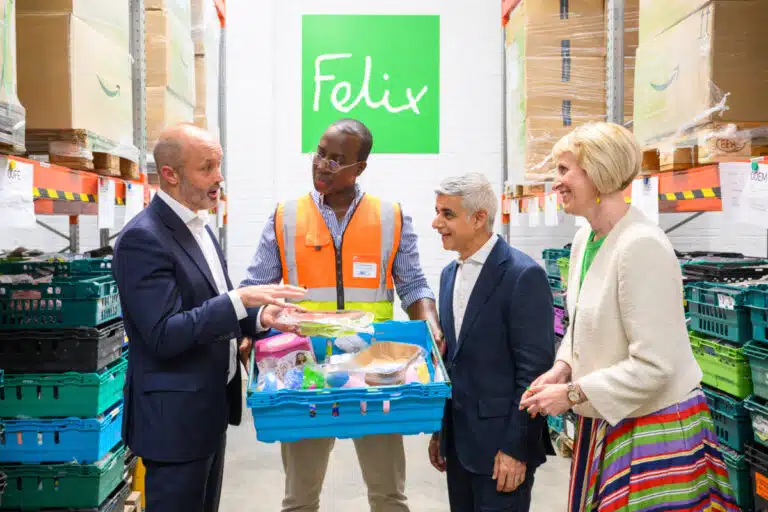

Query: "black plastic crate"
<box><xmin>0</xmin><ymin>319</ymin><xmax>124</xmax><ymax>373</ymax></box>
<box><xmin>0</xmin><ymin>481</ymin><xmax>130</xmax><ymax>512</ymax></box>
<box><xmin>682</xmin><ymin>257</ymin><xmax>768</xmax><ymax>283</ymax></box>
<box><xmin>745</xmin><ymin>442</ymin><xmax>768</xmax><ymax>511</ymax></box>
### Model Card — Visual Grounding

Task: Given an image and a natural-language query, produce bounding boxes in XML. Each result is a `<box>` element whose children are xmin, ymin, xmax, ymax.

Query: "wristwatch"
<box><xmin>567</xmin><ymin>382</ymin><xmax>583</xmax><ymax>405</ymax></box>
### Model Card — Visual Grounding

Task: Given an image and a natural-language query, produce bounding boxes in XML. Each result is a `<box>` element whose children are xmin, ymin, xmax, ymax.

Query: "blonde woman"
<box><xmin>519</xmin><ymin>123</ymin><xmax>738</xmax><ymax>511</ymax></box>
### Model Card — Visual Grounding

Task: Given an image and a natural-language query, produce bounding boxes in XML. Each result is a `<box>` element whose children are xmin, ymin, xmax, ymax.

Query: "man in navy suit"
<box><xmin>113</xmin><ymin>124</ymin><xmax>306</xmax><ymax>512</ymax></box>
<box><xmin>428</xmin><ymin>173</ymin><xmax>555</xmax><ymax>511</ymax></box>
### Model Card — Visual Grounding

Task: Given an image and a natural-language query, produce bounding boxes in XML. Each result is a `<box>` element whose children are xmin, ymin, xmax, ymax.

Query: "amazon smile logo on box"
<box><xmin>302</xmin><ymin>15</ymin><xmax>440</xmax><ymax>154</ymax></box>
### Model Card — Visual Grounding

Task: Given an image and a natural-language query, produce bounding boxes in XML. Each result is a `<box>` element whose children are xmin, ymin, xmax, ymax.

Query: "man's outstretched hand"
<box><xmin>236</xmin><ymin>284</ymin><xmax>306</xmax><ymax>309</ymax></box>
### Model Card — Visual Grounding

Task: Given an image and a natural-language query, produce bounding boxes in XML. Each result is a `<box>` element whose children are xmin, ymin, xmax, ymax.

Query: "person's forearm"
<box><xmin>407</xmin><ymin>297</ymin><xmax>440</xmax><ymax>330</ymax></box>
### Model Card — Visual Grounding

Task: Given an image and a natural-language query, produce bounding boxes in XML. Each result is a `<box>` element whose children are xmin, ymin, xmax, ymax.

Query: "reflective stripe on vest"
<box><xmin>274</xmin><ymin>193</ymin><xmax>401</xmax><ymax>310</ymax></box>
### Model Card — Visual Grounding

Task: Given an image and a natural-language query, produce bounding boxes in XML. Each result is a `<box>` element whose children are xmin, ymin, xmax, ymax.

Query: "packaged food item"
<box><xmin>277</xmin><ymin>310</ymin><xmax>375</xmax><ymax>337</ymax></box>
<box><xmin>253</xmin><ymin>333</ymin><xmax>314</xmax><ymax>384</ymax></box>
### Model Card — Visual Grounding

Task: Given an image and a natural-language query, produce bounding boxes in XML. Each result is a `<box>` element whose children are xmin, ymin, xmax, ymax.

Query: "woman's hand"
<box><xmin>519</xmin><ymin>383</ymin><xmax>571</xmax><ymax>418</ymax></box>
<box><xmin>521</xmin><ymin>361</ymin><xmax>571</xmax><ymax>403</ymax></box>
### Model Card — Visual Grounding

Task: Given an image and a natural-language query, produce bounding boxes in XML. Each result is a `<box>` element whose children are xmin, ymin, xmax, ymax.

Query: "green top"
<box><xmin>579</xmin><ymin>232</ymin><xmax>606</xmax><ymax>287</ymax></box>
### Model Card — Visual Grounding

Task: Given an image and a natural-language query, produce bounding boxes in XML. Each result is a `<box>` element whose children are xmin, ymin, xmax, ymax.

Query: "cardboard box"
<box><xmin>520</xmin><ymin>0</ymin><xmax>606</xmax><ymax>58</ymax></box>
<box><xmin>633</xmin><ymin>0</ymin><xmax>768</xmax><ymax>145</ymax></box>
<box><xmin>17</xmin><ymin>13</ymin><xmax>133</xmax><ymax>147</ymax></box>
<box><xmin>194</xmin><ymin>55</ymin><xmax>206</xmax><ymax>117</ymax></box>
<box><xmin>146</xmin><ymin>0</ymin><xmax>191</xmax><ymax>28</ymax></box>
<box><xmin>146</xmin><ymin>8</ymin><xmax>196</xmax><ymax>106</ymax></box>
<box><xmin>18</xmin><ymin>0</ymin><xmax>130</xmax><ymax>48</ymax></box>
<box><xmin>637</xmin><ymin>0</ymin><xmax>745</xmax><ymax>45</ymax></box>
<box><xmin>525</xmin><ymin>56</ymin><xmax>606</xmax><ymax>117</ymax></box>
<box><xmin>0</xmin><ymin>1</ymin><xmax>25</xmax><ymax>150</ymax></box>
<box><xmin>147</xmin><ymin>86</ymin><xmax>195</xmax><ymax>150</ymax></box>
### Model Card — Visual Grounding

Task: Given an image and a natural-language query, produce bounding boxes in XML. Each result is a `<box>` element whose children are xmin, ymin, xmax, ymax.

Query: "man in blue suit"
<box><xmin>113</xmin><ymin>124</ymin><xmax>306</xmax><ymax>512</ymax></box>
<box><xmin>428</xmin><ymin>173</ymin><xmax>555</xmax><ymax>511</ymax></box>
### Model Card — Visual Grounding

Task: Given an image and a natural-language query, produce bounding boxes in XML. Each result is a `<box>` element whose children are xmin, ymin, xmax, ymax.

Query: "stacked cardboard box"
<box><xmin>16</xmin><ymin>0</ymin><xmax>133</xmax><ymax>155</ymax></box>
<box><xmin>505</xmin><ymin>0</ymin><xmax>638</xmax><ymax>179</ymax></box>
<box><xmin>191</xmin><ymin>0</ymin><xmax>220</xmax><ymax>136</ymax></box>
<box><xmin>146</xmin><ymin>0</ymin><xmax>196</xmax><ymax>151</ymax></box>
<box><xmin>0</xmin><ymin>1</ymin><xmax>26</xmax><ymax>153</ymax></box>
<box><xmin>633</xmin><ymin>0</ymin><xmax>768</xmax><ymax>147</ymax></box>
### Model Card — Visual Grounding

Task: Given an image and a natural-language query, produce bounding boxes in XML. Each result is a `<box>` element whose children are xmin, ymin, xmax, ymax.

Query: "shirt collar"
<box><xmin>311</xmin><ymin>184</ymin><xmax>364</xmax><ymax>208</ymax></box>
<box><xmin>458</xmin><ymin>234</ymin><xmax>499</xmax><ymax>266</ymax></box>
<box><xmin>157</xmin><ymin>189</ymin><xmax>203</xmax><ymax>227</ymax></box>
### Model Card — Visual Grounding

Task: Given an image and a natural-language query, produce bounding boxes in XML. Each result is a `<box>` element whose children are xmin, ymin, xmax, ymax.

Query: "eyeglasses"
<box><xmin>311</xmin><ymin>153</ymin><xmax>360</xmax><ymax>173</ymax></box>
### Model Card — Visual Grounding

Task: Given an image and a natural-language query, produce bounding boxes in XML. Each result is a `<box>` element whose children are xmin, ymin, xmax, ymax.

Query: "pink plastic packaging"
<box><xmin>254</xmin><ymin>333</ymin><xmax>313</xmax><ymax>363</ymax></box>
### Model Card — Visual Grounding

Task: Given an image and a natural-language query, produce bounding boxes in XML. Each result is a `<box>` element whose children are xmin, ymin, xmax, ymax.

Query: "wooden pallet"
<box><xmin>0</xmin><ymin>100</ymin><xmax>27</xmax><ymax>155</ymax></box>
<box><xmin>642</xmin><ymin>122</ymin><xmax>768</xmax><ymax>173</ymax></box>
<box><xmin>25</xmin><ymin>129</ymin><xmax>139</xmax><ymax>180</ymax></box>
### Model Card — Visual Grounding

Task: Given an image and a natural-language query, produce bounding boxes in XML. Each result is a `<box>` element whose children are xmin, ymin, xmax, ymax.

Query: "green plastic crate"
<box><xmin>690</xmin><ymin>332</ymin><xmax>753</xmax><ymax>399</ymax></box>
<box><xmin>721</xmin><ymin>446</ymin><xmax>754</xmax><ymax>512</ymax></box>
<box><xmin>0</xmin><ymin>445</ymin><xmax>126</xmax><ymax>510</ymax></box>
<box><xmin>744</xmin><ymin>342</ymin><xmax>768</xmax><ymax>401</ymax></box>
<box><xmin>0</xmin><ymin>275</ymin><xmax>121</xmax><ymax>329</ymax></box>
<box><xmin>0</xmin><ymin>257</ymin><xmax>113</xmax><ymax>278</ymax></box>
<box><xmin>0</xmin><ymin>357</ymin><xmax>127</xmax><ymax>418</ymax></box>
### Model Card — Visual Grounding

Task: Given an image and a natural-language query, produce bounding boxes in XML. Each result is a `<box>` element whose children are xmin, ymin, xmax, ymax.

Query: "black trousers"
<box><xmin>446</xmin><ymin>441</ymin><xmax>535</xmax><ymax>512</ymax></box>
<box><xmin>144</xmin><ymin>432</ymin><xmax>227</xmax><ymax>512</ymax></box>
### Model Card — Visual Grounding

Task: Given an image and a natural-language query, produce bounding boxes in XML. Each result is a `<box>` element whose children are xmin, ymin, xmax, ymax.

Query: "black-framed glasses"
<box><xmin>311</xmin><ymin>152</ymin><xmax>359</xmax><ymax>173</ymax></box>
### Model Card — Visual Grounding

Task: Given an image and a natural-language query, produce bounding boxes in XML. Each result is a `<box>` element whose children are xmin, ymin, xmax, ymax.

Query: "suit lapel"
<box><xmin>151</xmin><ymin>197</ymin><xmax>218</xmax><ymax>294</ymax></box>
<box><xmin>206</xmin><ymin>225</ymin><xmax>233</xmax><ymax>290</ymax></box>
<box><xmin>441</xmin><ymin>262</ymin><xmax>458</xmax><ymax>359</ymax></box>
<box><xmin>454</xmin><ymin>241</ymin><xmax>509</xmax><ymax>360</ymax></box>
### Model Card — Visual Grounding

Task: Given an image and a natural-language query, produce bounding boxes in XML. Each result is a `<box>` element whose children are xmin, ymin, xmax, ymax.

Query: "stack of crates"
<box><xmin>0</xmin><ymin>256</ymin><xmax>134</xmax><ymax>511</ymax></box>
<box><xmin>541</xmin><ymin>247</ymin><xmax>572</xmax><ymax>448</ymax></box>
<box><xmin>682</xmin><ymin>256</ymin><xmax>768</xmax><ymax>512</ymax></box>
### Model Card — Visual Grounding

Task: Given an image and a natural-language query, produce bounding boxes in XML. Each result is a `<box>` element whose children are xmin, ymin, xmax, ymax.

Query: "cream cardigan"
<box><xmin>556</xmin><ymin>207</ymin><xmax>703</xmax><ymax>426</ymax></box>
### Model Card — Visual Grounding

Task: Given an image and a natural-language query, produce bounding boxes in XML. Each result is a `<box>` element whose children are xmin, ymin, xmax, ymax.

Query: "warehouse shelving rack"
<box><xmin>7</xmin><ymin>0</ymin><xmax>228</xmax><ymax>254</ymax></box>
<box><xmin>499</xmin><ymin>0</ymin><xmax>768</xmax><ymax>254</ymax></box>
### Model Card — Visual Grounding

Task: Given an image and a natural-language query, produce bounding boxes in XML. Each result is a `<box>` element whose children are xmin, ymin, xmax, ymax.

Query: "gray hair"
<box><xmin>435</xmin><ymin>173</ymin><xmax>497</xmax><ymax>232</ymax></box>
<box><xmin>328</xmin><ymin>119</ymin><xmax>373</xmax><ymax>161</ymax></box>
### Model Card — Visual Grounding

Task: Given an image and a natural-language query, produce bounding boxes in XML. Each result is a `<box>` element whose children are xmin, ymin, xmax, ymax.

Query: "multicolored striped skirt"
<box><xmin>568</xmin><ymin>390</ymin><xmax>740</xmax><ymax>512</ymax></box>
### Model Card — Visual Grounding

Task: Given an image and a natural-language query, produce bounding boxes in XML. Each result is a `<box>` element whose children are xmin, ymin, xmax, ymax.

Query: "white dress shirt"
<box><xmin>453</xmin><ymin>234</ymin><xmax>499</xmax><ymax>337</ymax></box>
<box><xmin>157</xmin><ymin>190</ymin><xmax>247</xmax><ymax>383</ymax></box>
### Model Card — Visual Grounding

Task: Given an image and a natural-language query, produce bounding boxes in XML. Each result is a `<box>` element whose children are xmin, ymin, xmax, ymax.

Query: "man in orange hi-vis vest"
<box><xmin>241</xmin><ymin>119</ymin><xmax>442</xmax><ymax>511</ymax></box>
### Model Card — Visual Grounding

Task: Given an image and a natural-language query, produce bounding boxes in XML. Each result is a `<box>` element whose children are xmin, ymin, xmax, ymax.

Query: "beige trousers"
<box><xmin>280</xmin><ymin>434</ymin><xmax>409</xmax><ymax>512</ymax></box>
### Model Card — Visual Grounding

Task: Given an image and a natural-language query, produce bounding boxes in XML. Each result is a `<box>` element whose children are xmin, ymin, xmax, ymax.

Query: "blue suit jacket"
<box><xmin>113</xmin><ymin>196</ymin><xmax>261</xmax><ymax>463</ymax></box>
<box><xmin>439</xmin><ymin>239</ymin><xmax>555</xmax><ymax>475</ymax></box>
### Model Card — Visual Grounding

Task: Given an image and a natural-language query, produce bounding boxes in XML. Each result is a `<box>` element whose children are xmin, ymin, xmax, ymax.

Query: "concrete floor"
<box><xmin>220</xmin><ymin>416</ymin><xmax>572</xmax><ymax>511</ymax></box>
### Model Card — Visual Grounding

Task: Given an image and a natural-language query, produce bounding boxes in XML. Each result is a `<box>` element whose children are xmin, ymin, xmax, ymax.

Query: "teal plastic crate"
<box><xmin>688</xmin><ymin>302</ymin><xmax>752</xmax><ymax>344</ymax></box>
<box><xmin>752</xmin><ymin>309</ymin><xmax>768</xmax><ymax>344</ymax></box>
<box><xmin>743</xmin><ymin>395</ymin><xmax>768</xmax><ymax>450</ymax></box>
<box><xmin>0</xmin><ymin>357</ymin><xmax>127</xmax><ymax>418</ymax></box>
<box><xmin>547</xmin><ymin>414</ymin><xmax>565</xmax><ymax>434</ymax></box>
<box><xmin>542</xmin><ymin>248</ymin><xmax>570</xmax><ymax>278</ymax></box>
<box><xmin>0</xmin><ymin>445</ymin><xmax>126</xmax><ymax>510</ymax></box>
<box><xmin>747</xmin><ymin>284</ymin><xmax>768</xmax><ymax>310</ymax></box>
<box><xmin>702</xmin><ymin>386</ymin><xmax>752</xmax><ymax>452</ymax></box>
<box><xmin>690</xmin><ymin>332</ymin><xmax>753</xmax><ymax>399</ymax></box>
<box><xmin>721</xmin><ymin>446</ymin><xmax>754</xmax><ymax>512</ymax></box>
<box><xmin>0</xmin><ymin>275</ymin><xmax>121</xmax><ymax>329</ymax></box>
<box><xmin>745</xmin><ymin>341</ymin><xmax>768</xmax><ymax>401</ymax></box>
<box><xmin>0</xmin><ymin>257</ymin><xmax>113</xmax><ymax>278</ymax></box>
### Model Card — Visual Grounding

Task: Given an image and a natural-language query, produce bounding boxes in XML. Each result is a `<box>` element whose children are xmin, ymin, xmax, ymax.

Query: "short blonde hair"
<box><xmin>551</xmin><ymin>123</ymin><xmax>641</xmax><ymax>194</ymax></box>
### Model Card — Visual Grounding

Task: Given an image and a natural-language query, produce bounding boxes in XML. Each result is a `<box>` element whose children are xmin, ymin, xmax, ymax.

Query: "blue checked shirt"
<box><xmin>241</xmin><ymin>185</ymin><xmax>435</xmax><ymax>311</ymax></box>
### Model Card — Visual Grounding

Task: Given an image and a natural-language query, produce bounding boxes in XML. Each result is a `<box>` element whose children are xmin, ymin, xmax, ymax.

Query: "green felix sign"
<box><xmin>301</xmin><ymin>14</ymin><xmax>440</xmax><ymax>154</ymax></box>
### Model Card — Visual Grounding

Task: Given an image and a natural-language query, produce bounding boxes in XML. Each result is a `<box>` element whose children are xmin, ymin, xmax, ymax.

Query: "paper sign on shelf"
<box><xmin>0</xmin><ymin>158</ymin><xmax>35</xmax><ymax>228</ymax></box>
<box><xmin>527</xmin><ymin>198</ymin><xmax>540</xmax><ymax>227</ymax></box>
<box><xmin>630</xmin><ymin>176</ymin><xmax>659</xmax><ymax>225</ymax></box>
<box><xmin>124</xmin><ymin>184</ymin><xmax>144</xmax><ymax>227</ymax></box>
<box><xmin>217</xmin><ymin>200</ymin><xmax>226</xmax><ymax>228</ymax></box>
<box><xmin>544</xmin><ymin>194</ymin><xmax>559</xmax><ymax>227</ymax></box>
<box><xmin>98</xmin><ymin>179</ymin><xmax>116</xmax><ymax>230</ymax></box>
<box><xmin>720</xmin><ymin>162</ymin><xmax>768</xmax><ymax>229</ymax></box>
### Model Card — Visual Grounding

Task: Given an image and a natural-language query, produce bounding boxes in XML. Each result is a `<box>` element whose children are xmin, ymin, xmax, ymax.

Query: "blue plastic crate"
<box><xmin>246</xmin><ymin>320</ymin><xmax>451</xmax><ymax>443</ymax></box>
<box><xmin>0</xmin><ymin>402</ymin><xmax>123</xmax><ymax>464</ymax></box>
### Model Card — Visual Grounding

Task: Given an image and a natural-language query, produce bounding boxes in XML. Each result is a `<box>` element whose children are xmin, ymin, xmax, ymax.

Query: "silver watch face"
<box><xmin>568</xmin><ymin>390</ymin><xmax>580</xmax><ymax>403</ymax></box>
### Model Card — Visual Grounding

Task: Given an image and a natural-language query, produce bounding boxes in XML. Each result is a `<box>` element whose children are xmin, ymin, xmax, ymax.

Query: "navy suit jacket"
<box><xmin>113</xmin><ymin>196</ymin><xmax>261</xmax><ymax>463</ymax></box>
<box><xmin>439</xmin><ymin>239</ymin><xmax>555</xmax><ymax>475</ymax></box>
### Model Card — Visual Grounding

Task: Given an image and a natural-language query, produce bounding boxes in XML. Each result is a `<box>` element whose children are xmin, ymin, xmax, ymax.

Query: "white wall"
<box><xmin>225</xmin><ymin>0</ymin><xmax>504</xmax><ymax>316</ymax></box>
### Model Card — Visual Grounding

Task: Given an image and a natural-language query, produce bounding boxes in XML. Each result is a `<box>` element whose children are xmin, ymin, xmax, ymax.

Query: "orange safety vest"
<box><xmin>274</xmin><ymin>193</ymin><xmax>403</xmax><ymax>320</ymax></box>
